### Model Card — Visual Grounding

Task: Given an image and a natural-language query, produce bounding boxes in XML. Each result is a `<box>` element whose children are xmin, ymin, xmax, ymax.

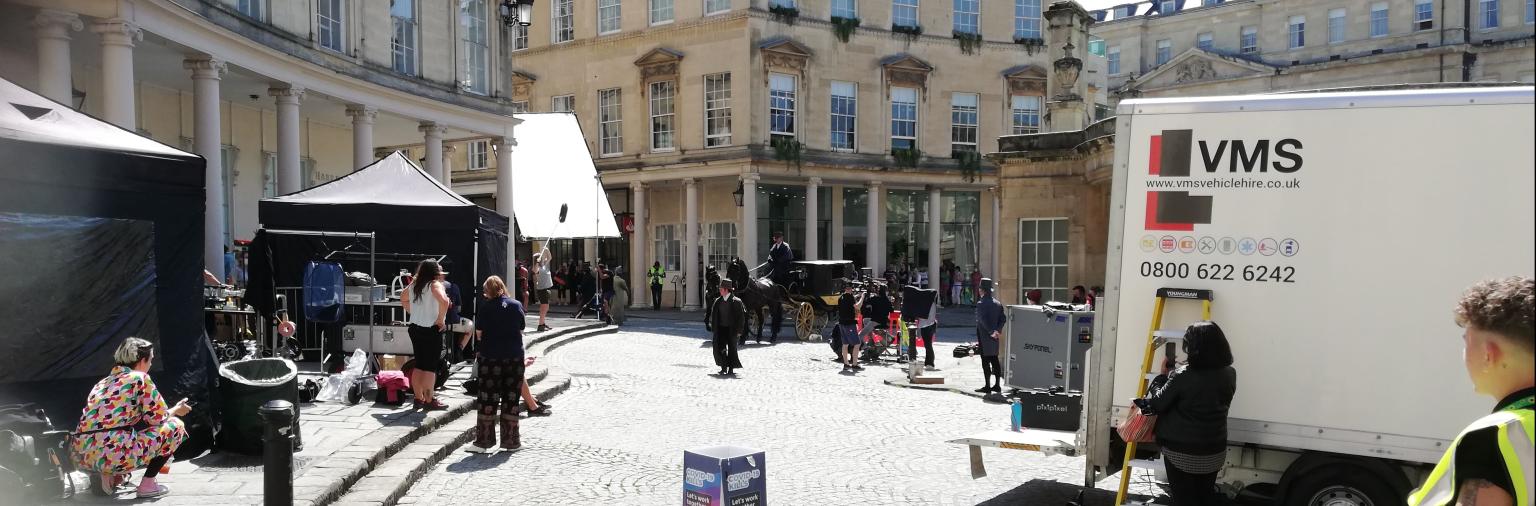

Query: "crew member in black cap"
<box><xmin>974</xmin><ymin>278</ymin><xmax>1006</xmax><ymax>393</ymax></box>
<box><xmin>709</xmin><ymin>279</ymin><xmax>746</xmax><ymax>375</ymax></box>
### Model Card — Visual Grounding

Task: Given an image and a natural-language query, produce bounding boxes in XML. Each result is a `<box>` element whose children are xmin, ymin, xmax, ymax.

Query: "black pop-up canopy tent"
<box><xmin>246</xmin><ymin>152</ymin><xmax>509</xmax><ymax>342</ymax></box>
<box><xmin>0</xmin><ymin>77</ymin><xmax>218</xmax><ymax>452</ymax></box>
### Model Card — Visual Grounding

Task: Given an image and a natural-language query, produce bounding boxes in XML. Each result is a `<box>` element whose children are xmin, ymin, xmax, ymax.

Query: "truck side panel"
<box><xmin>1104</xmin><ymin>89</ymin><xmax>1535</xmax><ymax>463</ymax></box>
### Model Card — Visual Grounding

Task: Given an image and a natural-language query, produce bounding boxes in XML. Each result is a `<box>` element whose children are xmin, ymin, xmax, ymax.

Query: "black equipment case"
<box><xmin>1015</xmin><ymin>388</ymin><xmax>1083</xmax><ymax>431</ymax></box>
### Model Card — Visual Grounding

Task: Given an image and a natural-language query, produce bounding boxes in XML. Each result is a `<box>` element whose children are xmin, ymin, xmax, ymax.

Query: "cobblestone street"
<box><xmin>400</xmin><ymin>319</ymin><xmax>1153</xmax><ymax>505</ymax></box>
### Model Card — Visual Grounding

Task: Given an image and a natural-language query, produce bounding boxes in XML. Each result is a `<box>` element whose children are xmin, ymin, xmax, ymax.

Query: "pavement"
<box><xmin>47</xmin><ymin>317</ymin><xmax>611</xmax><ymax>506</ymax></box>
<box><xmin>397</xmin><ymin>318</ymin><xmax>1159</xmax><ymax>505</ymax></box>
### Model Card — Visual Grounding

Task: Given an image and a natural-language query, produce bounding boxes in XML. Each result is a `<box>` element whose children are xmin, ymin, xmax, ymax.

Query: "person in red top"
<box><xmin>969</xmin><ymin>269</ymin><xmax>983</xmax><ymax>305</ymax></box>
<box><xmin>516</xmin><ymin>261</ymin><xmax>531</xmax><ymax>307</ymax></box>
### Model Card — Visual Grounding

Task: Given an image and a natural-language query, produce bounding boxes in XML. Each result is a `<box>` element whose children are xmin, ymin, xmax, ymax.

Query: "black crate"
<box><xmin>1016</xmin><ymin>389</ymin><xmax>1083</xmax><ymax>431</ymax></box>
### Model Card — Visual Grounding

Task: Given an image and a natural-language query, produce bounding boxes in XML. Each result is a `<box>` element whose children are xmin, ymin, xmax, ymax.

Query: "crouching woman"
<box><xmin>72</xmin><ymin>337</ymin><xmax>191</xmax><ymax>499</ymax></box>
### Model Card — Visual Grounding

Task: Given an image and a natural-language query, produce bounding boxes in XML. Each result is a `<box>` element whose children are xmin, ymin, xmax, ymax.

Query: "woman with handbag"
<box><xmin>1132</xmin><ymin>321</ymin><xmax>1237</xmax><ymax>506</ymax></box>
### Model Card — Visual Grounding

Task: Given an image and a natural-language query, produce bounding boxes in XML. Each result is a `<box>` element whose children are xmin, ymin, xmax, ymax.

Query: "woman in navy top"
<box><xmin>467</xmin><ymin>276</ymin><xmax>527</xmax><ymax>454</ymax></box>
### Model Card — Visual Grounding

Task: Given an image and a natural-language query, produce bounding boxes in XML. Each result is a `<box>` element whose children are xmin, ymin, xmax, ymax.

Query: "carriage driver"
<box><xmin>765</xmin><ymin>231</ymin><xmax>795</xmax><ymax>343</ymax></box>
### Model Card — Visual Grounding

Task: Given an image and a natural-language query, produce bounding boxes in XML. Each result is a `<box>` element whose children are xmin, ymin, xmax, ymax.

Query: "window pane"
<box><xmin>1020</xmin><ymin>220</ymin><xmax>1036</xmax><ymax>241</ymax></box>
<box><xmin>705</xmin><ymin>73</ymin><xmax>732</xmax><ymax>147</ymax></box>
<box><xmin>1020</xmin><ymin>242</ymin><xmax>1036</xmax><ymax>264</ymax></box>
<box><xmin>599</xmin><ymin>0</ymin><xmax>621</xmax><ymax>33</ymax></box>
<box><xmin>830</xmin><ymin>81</ymin><xmax>857</xmax><ymax>150</ymax></box>
<box><xmin>894</xmin><ymin>0</ymin><xmax>919</xmax><ymax>27</ymax></box>
<box><xmin>1015</xmin><ymin>0</ymin><xmax>1042</xmax><ymax>39</ymax></box>
<box><xmin>651</xmin><ymin>0</ymin><xmax>674</xmax><ymax>24</ymax></box>
<box><xmin>1052</xmin><ymin>219</ymin><xmax>1068</xmax><ymax>240</ymax></box>
<box><xmin>954</xmin><ymin>0</ymin><xmax>979</xmax><ymax>33</ymax></box>
<box><xmin>769</xmin><ymin>74</ymin><xmax>797</xmax><ymax>137</ymax></box>
<box><xmin>1053</xmin><ymin>243</ymin><xmax>1068</xmax><ymax>264</ymax></box>
<box><xmin>649</xmin><ymin>81</ymin><xmax>675</xmax><ymax>150</ymax></box>
<box><xmin>1036</xmin><ymin>243</ymin><xmax>1051</xmax><ymax>264</ymax></box>
<box><xmin>1021</xmin><ymin>265</ymin><xmax>1037</xmax><ymax>286</ymax></box>
<box><xmin>833</xmin><ymin>0</ymin><xmax>857</xmax><ymax>18</ymax></box>
<box><xmin>1053</xmin><ymin>266</ymin><xmax>1068</xmax><ymax>286</ymax></box>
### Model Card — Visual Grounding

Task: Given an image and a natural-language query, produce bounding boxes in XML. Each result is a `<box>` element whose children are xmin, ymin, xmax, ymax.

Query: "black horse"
<box><xmin>724</xmin><ymin>258</ymin><xmax>794</xmax><ymax>342</ymax></box>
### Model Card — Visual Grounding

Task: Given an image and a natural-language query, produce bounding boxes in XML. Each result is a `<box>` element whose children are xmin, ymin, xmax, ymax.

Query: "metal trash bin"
<box><xmin>216</xmin><ymin>358</ymin><xmax>302</xmax><ymax>455</ymax></box>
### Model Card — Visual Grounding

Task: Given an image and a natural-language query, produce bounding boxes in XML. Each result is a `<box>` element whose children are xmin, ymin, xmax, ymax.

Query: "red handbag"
<box><xmin>1117</xmin><ymin>406</ymin><xmax>1158</xmax><ymax>444</ymax></box>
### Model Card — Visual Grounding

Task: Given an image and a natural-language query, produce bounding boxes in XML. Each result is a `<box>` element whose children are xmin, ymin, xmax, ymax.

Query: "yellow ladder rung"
<box><xmin>1113</xmin><ymin>288</ymin><xmax>1213</xmax><ymax>506</ymax></box>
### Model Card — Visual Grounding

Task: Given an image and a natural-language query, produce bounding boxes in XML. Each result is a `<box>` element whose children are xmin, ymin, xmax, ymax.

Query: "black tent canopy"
<box><xmin>0</xmin><ymin>76</ymin><xmax>218</xmax><ymax>453</ymax></box>
<box><xmin>247</xmin><ymin>152</ymin><xmax>509</xmax><ymax>330</ymax></box>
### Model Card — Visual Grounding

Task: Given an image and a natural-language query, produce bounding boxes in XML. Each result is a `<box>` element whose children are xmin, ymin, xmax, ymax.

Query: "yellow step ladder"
<box><xmin>1114</xmin><ymin>287</ymin><xmax>1214</xmax><ymax>506</ymax></box>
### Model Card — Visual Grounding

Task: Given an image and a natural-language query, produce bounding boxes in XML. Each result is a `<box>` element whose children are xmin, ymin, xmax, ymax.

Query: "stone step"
<box><xmin>293</xmin><ymin>321</ymin><xmax>613</xmax><ymax>506</ymax></box>
<box><xmin>324</xmin><ymin>324</ymin><xmax>617</xmax><ymax>506</ymax></box>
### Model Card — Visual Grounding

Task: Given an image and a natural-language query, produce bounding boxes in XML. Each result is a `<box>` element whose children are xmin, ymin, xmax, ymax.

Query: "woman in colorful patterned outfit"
<box><xmin>71</xmin><ymin>337</ymin><xmax>190</xmax><ymax>499</ymax></box>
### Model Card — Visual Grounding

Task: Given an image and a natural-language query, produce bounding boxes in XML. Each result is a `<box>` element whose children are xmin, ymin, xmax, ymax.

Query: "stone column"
<box><xmin>990</xmin><ymin>186</ymin><xmax>1001</xmax><ymax>278</ymax></box>
<box><xmin>91</xmin><ymin>18</ymin><xmax>142</xmax><ymax>128</ymax></box>
<box><xmin>187</xmin><ymin>57</ymin><xmax>227</xmax><ymax>281</ymax></box>
<box><xmin>269</xmin><ymin>85</ymin><xmax>305</xmax><ymax>194</ymax></box>
<box><xmin>441</xmin><ymin>144</ymin><xmax>456</xmax><ymax>188</ymax></box>
<box><xmin>805</xmin><ymin>177</ymin><xmax>820</xmax><ymax>261</ymax></box>
<box><xmin>31</xmin><ymin>9</ymin><xmax>82</xmax><ymax>105</ymax></box>
<box><xmin>630</xmin><ymin>182</ymin><xmax>648</xmax><ymax>308</ymax></box>
<box><xmin>866</xmin><ymin>181</ymin><xmax>882</xmax><ymax>274</ymax></box>
<box><xmin>346</xmin><ymin>105</ymin><xmax>377</xmax><ymax>170</ymax></box>
<box><xmin>830</xmin><ymin>185</ymin><xmax>845</xmax><ymax>261</ymax></box>
<box><xmin>420</xmin><ymin>123</ymin><xmax>446</xmax><ymax>182</ymax></box>
<box><xmin>683</xmin><ymin>178</ymin><xmax>700</xmax><ymax>310</ymax></box>
<box><xmin>1044</xmin><ymin>2</ymin><xmax>1094</xmax><ymax>133</ymax></box>
<box><xmin>927</xmin><ymin>185</ymin><xmax>942</xmax><ymax>290</ymax></box>
<box><xmin>495</xmin><ymin>136</ymin><xmax>516</xmax><ymax>276</ymax></box>
<box><xmin>741</xmin><ymin>174</ymin><xmax>759</xmax><ymax>268</ymax></box>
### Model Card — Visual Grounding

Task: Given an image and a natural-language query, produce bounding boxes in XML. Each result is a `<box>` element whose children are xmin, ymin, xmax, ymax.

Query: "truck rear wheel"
<box><xmin>1283</xmin><ymin>464</ymin><xmax>1404</xmax><ymax>506</ymax></box>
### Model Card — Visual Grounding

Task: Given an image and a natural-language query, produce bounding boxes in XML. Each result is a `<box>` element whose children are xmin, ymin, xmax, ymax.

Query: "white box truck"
<box><xmin>951</xmin><ymin>85</ymin><xmax>1535</xmax><ymax>505</ymax></box>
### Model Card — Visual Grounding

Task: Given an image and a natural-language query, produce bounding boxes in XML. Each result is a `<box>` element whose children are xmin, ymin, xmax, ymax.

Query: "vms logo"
<box><xmin>1145</xmin><ymin>129</ymin><xmax>1304</xmax><ymax>231</ymax></box>
<box><xmin>1146</xmin><ymin>130</ymin><xmax>1213</xmax><ymax>231</ymax></box>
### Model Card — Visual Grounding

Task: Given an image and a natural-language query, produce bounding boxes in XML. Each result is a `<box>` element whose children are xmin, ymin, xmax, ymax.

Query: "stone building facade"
<box><xmin>0</xmin><ymin>0</ymin><xmax>527</xmax><ymax>280</ymax></box>
<box><xmin>438</xmin><ymin>0</ymin><xmax>1102</xmax><ymax>308</ymax></box>
<box><xmin>1090</xmin><ymin>0</ymin><xmax>1535</xmax><ymax>99</ymax></box>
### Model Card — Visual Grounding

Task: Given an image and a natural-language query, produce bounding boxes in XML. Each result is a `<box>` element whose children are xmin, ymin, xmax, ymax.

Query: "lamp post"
<box><xmin>499</xmin><ymin>0</ymin><xmax>534</xmax><ymax>282</ymax></box>
<box><xmin>733</xmin><ymin>182</ymin><xmax>745</xmax><ymax>207</ymax></box>
<box><xmin>500</xmin><ymin>0</ymin><xmax>534</xmax><ymax>28</ymax></box>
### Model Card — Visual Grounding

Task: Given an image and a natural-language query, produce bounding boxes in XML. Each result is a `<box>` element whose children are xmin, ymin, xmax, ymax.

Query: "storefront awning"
<box><xmin>511</xmin><ymin>113</ymin><xmax>620</xmax><ymax>240</ymax></box>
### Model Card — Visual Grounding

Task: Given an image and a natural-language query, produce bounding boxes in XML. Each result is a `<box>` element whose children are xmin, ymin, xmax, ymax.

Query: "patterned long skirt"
<box><xmin>474</xmin><ymin>358</ymin><xmax>525</xmax><ymax>449</ymax></box>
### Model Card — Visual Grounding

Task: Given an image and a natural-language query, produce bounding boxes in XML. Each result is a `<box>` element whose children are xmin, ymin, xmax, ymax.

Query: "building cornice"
<box><xmin>135</xmin><ymin>0</ymin><xmax>516</xmax><ymax>135</ymax></box>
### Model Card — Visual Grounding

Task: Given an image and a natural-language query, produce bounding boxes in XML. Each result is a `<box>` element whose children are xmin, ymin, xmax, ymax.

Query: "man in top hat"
<box><xmin>765</xmin><ymin>231</ymin><xmax>795</xmax><ymax>343</ymax></box>
<box><xmin>709</xmin><ymin>279</ymin><xmax>747</xmax><ymax>375</ymax></box>
<box><xmin>974</xmin><ymin>278</ymin><xmax>1006</xmax><ymax>393</ymax></box>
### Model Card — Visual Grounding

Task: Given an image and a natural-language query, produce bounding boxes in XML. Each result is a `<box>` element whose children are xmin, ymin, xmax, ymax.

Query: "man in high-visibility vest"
<box><xmin>647</xmin><ymin>262</ymin><xmax>666</xmax><ymax>310</ymax></box>
<box><xmin>1409</xmin><ymin>276</ymin><xmax>1533</xmax><ymax>506</ymax></box>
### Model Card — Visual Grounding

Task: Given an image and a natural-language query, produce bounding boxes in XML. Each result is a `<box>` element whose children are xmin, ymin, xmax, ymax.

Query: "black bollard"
<box><xmin>259</xmin><ymin>400</ymin><xmax>295</xmax><ymax>506</ymax></box>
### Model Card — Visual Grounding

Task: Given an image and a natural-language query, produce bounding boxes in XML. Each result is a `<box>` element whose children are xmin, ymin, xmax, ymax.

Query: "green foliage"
<box><xmin>890</xmin><ymin>147</ymin><xmax>922</xmax><ymax>168</ymax></box>
<box><xmin>769</xmin><ymin>4</ymin><xmax>800</xmax><ymax>24</ymax></box>
<box><xmin>771</xmin><ymin>136</ymin><xmax>804</xmax><ymax>172</ymax></box>
<box><xmin>1013</xmin><ymin>37</ymin><xmax>1046</xmax><ymax>55</ymax></box>
<box><xmin>831</xmin><ymin>16</ymin><xmax>861</xmax><ymax>43</ymax></box>
<box><xmin>954</xmin><ymin>31</ymin><xmax>983</xmax><ymax>55</ymax></box>
<box><xmin>954</xmin><ymin>150</ymin><xmax>982</xmax><ymax>182</ymax></box>
<box><xmin>892</xmin><ymin>24</ymin><xmax>924</xmax><ymax>39</ymax></box>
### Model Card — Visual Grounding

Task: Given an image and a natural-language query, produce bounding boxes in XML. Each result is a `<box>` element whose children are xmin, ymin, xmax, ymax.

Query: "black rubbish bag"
<box><xmin>215</xmin><ymin>358</ymin><xmax>302</xmax><ymax>455</ymax></box>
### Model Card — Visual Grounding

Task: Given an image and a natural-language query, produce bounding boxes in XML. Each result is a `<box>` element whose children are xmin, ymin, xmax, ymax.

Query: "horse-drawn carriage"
<box><xmin>725</xmin><ymin>259</ymin><xmax>856</xmax><ymax>341</ymax></box>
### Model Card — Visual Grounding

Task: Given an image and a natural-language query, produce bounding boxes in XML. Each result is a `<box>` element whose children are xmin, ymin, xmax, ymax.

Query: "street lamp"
<box><xmin>500</xmin><ymin>0</ymin><xmax>535</xmax><ymax>28</ymax></box>
<box><xmin>733</xmin><ymin>182</ymin><xmax>745</xmax><ymax>207</ymax></box>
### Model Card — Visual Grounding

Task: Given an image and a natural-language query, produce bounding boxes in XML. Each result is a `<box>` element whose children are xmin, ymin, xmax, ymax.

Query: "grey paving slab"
<box><xmin>42</xmin><ymin>318</ymin><xmax>607</xmax><ymax>506</ymax></box>
<box><xmin>400</xmin><ymin>319</ymin><xmax>1160</xmax><ymax>505</ymax></box>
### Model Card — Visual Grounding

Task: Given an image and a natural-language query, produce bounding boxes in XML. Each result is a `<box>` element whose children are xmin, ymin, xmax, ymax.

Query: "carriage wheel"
<box><xmin>795</xmin><ymin>302</ymin><xmax>815</xmax><ymax>341</ymax></box>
